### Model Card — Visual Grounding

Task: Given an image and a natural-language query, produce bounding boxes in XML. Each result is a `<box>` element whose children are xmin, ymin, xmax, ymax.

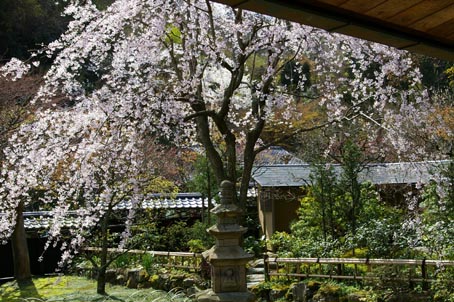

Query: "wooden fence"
<box><xmin>264</xmin><ymin>256</ymin><xmax>454</xmax><ymax>288</ymax></box>
<box><xmin>83</xmin><ymin>247</ymin><xmax>203</xmax><ymax>272</ymax></box>
<box><xmin>83</xmin><ymin>248</ymin><xmax>454</xmax><ymax>288</ymax></box>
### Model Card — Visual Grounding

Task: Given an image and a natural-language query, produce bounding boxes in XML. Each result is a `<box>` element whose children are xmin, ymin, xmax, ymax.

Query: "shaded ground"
<box><xmin>0</xmin><ymin>275</ymin><xmax>192</xmax><ymax>301</ymax></box>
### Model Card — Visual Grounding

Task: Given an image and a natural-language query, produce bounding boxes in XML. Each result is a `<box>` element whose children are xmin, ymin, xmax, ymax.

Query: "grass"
<box><xmin>0</xmin><ymin>275</ymin><xmax>194</xmax><ymax>302</ymax></box>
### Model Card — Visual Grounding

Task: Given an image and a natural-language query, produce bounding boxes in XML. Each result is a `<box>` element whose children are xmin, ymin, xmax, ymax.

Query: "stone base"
<box><xmin>196</xmin><ymin>289</ymin><xmax>255</xmax><ymax>302</ymax></box>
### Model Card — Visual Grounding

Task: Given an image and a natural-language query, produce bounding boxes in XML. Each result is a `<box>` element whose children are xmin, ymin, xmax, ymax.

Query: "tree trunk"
<box><xmin>97</xmin><ymin>212</ymin><xmax>110</xmax><ymax>295</ymax></box>
<box><xmin>11</xmin><ymin>200</ymin><xmax>31</xmax><ymax>281</ymax></box>
<box><xmin>97</xmin><ymin>266</ymin><xmax>107</xmax><ymax>295</ymax></box>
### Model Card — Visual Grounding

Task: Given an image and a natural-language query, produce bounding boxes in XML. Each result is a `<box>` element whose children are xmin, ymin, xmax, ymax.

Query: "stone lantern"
<box><xmin>197</xmin><ymin>180</ymin><xmax>255</xmax><ymax>302</ymax></box>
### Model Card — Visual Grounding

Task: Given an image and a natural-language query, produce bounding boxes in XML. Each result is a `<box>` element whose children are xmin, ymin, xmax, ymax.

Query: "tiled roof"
<box><xmin>9</xmin><ymin>193</ymin><xmax>214</xmax><ymax>230</ymax></box>
<box><xmin>252</xmin><ymin>161</ymin><xmax>448</xmax><ymax>187</ymax></box>
<box><xmin>115</xmin><ymin>193</ymin><xmax>213</xmax><ymax>210</ymax></box>
<box><xmin>23</xmin><ymin>212</ymin><xmax>76</xmax><ymax>230</ymax></box>
<box><xmin>254</xmin><ymin>146</ymin><xmax>306</xmax><ymax>166</ymax></box>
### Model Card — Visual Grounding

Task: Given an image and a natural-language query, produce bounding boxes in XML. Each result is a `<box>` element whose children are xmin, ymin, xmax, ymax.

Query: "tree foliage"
<box><xmin>409</xmin><ymin>160</ymin><xmax>454</xmax><ymax>259</ymax></box>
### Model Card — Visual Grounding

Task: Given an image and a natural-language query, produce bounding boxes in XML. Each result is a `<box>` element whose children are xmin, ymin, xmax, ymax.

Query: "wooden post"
<box><xmin>366</xmin><ymin>257</ymin><xmax>371</xmax><ymax>273</ymax></box>
<box><xmin>296</xmin><ymin>263</ymin><xmax>301</xmax><ymax>281</ymax></box>
<box><xmin>354</xmin><ymin>264</ymin><xmax>358</xmax><ymax>281</ymax></box>
<box><xmin>408</xmin><ymin>264</ymin><xmax>413</xmax><ymax>289</ymax></box>
<box><xmin>422</xmin><ymin>258</ymin><xmax>428</xmax><ymax>290</ymax></box>
<box><xmin>263</xmin><ymin>253</ymin><xmax>269</xmax><ymax>282</ymax></box>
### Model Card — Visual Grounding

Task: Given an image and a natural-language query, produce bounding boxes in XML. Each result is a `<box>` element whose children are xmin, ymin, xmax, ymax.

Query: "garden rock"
<box><xmin>183</xmin><ymin>278</ymin><xmax>196</xmax><ymax>288</ymax></box>
<box><xmin>116</xmin><ymin>274</ymin><xmax>126</xmax><ymax>285</ymax></box>
<box><xmin>126</xmin><ymin>269</ymin><xmax>140</xmax><ymax>288</ymax></box>
<box><xmin>149</xmin><ymin>273</ymin><xmax>168</xmax><ymax>290</ymax></box>
<box><xmin>168</xmin><ymin>274</ymin><xmax>185</xmax><ymax>290</ymax></box>
<box><xmin>270</xmin><ymin>289</ymin><xmax>286</xmax><ymax>301</ymax></box>
<box><xmin>291</xmin><ymin>282</ymin><xmax>310</xmax><ymax>302</ymax></box>
<box><xmin>105</xmin><ymin>270</ymin><xmax>117</xmax><ymax>285</ymax></box>
<box><xmin>312</xmin><ymin>294</ymin><xmax>339</xmax><ymax>302</ymax></box>
<box><xmin>186</xmin><ymin>285</ymin><xmax>199</xmax><ymax>296</ymax></box>
<box><xmin>387</xmin><ymin>292</ymin><xmax>431</xmax><ymax>302</ymax></box>
<box><xmin>138</xmin><ymin>270</ymin><xmax>149</xmax><ymax>283</ymax></box>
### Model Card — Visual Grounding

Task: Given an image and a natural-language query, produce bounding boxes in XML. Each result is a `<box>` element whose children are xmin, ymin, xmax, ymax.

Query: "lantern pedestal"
<box><xmin>196</xmin><ymin>180</ymin><xmax>255</xmax><ymax>302</ymax></box>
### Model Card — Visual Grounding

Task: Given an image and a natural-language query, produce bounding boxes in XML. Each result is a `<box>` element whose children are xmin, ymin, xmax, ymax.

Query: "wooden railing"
<box><xmin>83</xmin><ymin>247</ymin><xmax>203</xmax><ymax>272</ymax></box>
<box><xmin>264</xmin><ymin>256</ymin><xmax>454</xmax><ymax>288</ymax></box>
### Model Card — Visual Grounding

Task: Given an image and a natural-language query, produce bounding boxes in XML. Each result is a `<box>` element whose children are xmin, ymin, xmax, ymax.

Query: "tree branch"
<box><xmin>254</xmin><ymin>119</ymin><xmax>336</xmax><ymax>155</ymax></box>
<box><xmin>183</xmin><ymin>110</ymin><xmax>217</xmax><ymax>122</ymax></box>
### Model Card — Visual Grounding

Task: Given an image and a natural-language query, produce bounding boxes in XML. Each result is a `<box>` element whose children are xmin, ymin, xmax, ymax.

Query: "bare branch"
<box><xmin>254</xmin><ymin>119</ymin><xmax>336</xmax><ymax>155</ymax></box>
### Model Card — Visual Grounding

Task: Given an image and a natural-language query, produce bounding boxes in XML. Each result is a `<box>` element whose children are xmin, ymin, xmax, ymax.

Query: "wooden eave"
<box><xmin>213</xmin><ymin>0</ymin><xmax>454</xmax><ymax>61</ymax></box>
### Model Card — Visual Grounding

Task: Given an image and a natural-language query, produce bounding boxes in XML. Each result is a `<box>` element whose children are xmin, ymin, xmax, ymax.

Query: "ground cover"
<box><xmin>0</xmin><ymin>275</ymin><xmax>193</xmax><ymax>302</ymax></box>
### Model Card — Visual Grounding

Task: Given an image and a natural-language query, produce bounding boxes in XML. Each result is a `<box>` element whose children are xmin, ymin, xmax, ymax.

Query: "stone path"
<box><xmin>247</xmin><ymin>259</ymin><xmax>266</xmax><ymax>289</ymax></box>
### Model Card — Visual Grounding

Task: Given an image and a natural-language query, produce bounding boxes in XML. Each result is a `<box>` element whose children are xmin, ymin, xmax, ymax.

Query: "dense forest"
<box><xmin>0</xmin><ymin>0</ymin><xmax>114</xmax><ymax>61</ymax></box>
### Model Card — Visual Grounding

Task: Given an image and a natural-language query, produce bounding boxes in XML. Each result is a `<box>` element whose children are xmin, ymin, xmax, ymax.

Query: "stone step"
<box><xmin>249</xmin><ymin>259</ymin><xmax>265</xmax><ymax>268</ymax></box>
<box><xmin>247</xmin><ymin>281</ymin><xmax>262</xmax><ymax>289</ymax></box>
<box><xmin>247</xmin><ymin>267</ymin><xmax>265</xmax><ymax>274</ymax></box>
<box><xmin>247</xmin><ymin>274</ymin><xmax>265</xmax><ymax>289</ymax></box>
<box><xmin>247</xmin><ymin>274</ymin><xmax>265</xmax><ymax>282</ymax></box>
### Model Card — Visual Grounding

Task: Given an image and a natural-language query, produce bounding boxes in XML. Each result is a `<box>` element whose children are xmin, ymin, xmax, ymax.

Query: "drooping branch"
<box><xmin>205</xmin><ymin>0</ymin><xmax>217</xmax><ymax>44</ymax></box>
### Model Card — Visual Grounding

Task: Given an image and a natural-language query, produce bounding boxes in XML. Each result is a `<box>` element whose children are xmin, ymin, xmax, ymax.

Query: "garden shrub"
<box><xmin>243</xmin><ymin>236</ymin><xmax>263</xmax><ymax>257</ymax></box>
<box><xmin>141</xmin><ymin>253</ymin><xmax>159</xmax><ymax>275</ymax></box>
<box><xmin>187</xmin><ymin>239</ymin><xmax>205</xmax><ymax>253</ymax></box>
<box><xmin>111</xmin><ymin>253</ymin><xmax>139</xmax><ymax>269</ymax></box>
<box><xmin>431</xmin><ymin>266</ymin><xmax>454</xmax><ymax>302</ymax></box>
<box><xmin>186</xmin><ymin>220</ymin><xmax>215</xmax><ymax>250</ymax></box>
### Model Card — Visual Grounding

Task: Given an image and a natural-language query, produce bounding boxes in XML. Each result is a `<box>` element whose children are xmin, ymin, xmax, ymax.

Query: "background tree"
<box><xmin>271</xmin><ymin>159</ymin><xmax>405</xmax><ymax>258</ymax></box>
<box><xmin>2</xmin><ymin>98</ymin><xmax>169</xmax><ymax>294</ymax></box>
<box><xmin>409</xmin><ymin>160</ymin><xmax>454</xmax><ymax>259</ymax></box>
<box><xmin>0</xmin><ymin>0</ymin><xmax>66</xmax><ymax>60</ymax></box>
<box><xmin>309</xmin><ymin>163</ymin><xmax>338</xmax><ymax>242</ymax></box>
<box><xmin>0</xmin><ymin>74</ymin><xmax>42</xmax><ymax>281</ymax></box>
<box><xmin>338</xmin><ymin>140</ymin><xmax>364</xmax><ymax>242</ymax></box>
<box><xmin>0</xmin><ymin>0</ymin><xmax>116</xmax><ymax>61</ymax></box>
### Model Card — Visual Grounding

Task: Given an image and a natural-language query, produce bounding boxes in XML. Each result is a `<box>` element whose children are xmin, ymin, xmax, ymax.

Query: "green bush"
<box><xmin>243</xmin><ymin>236</ymin><xmax>263</xmax><ymax>257</ymax></box>
<box><xmin>188</xmin><ymin>239</ymin><xmax>205</xmax><ymax>253</ymax></box>
<box><xmin>111</xmin><ymin>253</ymin><xmax>139</xmax><ymax>269</ymax></box>
<box><xmin>141</xmin><ymin>254</ymin><xmax>159</xmax><ymax>275</ymax></box>
<box><xmin>431</xmin><ymin>266</ymin><xmax>454</xmax><ymax>302</ymax></box>
<box><xmin>186</xmin><ymin>220</ymin><xmax>215</xmax><ymax>250</ymax></box>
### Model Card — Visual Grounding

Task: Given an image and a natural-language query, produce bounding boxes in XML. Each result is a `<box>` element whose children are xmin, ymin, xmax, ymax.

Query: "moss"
<box><xmin>149</xmin><ymin>274</ymin><xmax>160</xmax><ymax>283</ymax></box>
<box><xmin>0</xmin><ymin>275</ymin><xmax>190</xmax><ymax>301</ymax></box>
<box><xmin>307</xmin><ymin>280</ymin><xmax>322</xmax><ymax>290</ymax></box>
<box><xmin>318</xmin><ymin>283</ymin><xmax>341</xmax><ymax>296</ymax></box>
<box><xmin>250</xmin><ymin>280</ymin><xmax>292</xmax><ymax>300</ymax></box>
<box><xmin>0</xmin><ymin>276</ymin><xmax>90</xmax><ymax>301</ymax></box>
<box><xmin>138</xmin><ymin>270</ymin><xmax>149</xmax><ymax>283</ymax></box>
